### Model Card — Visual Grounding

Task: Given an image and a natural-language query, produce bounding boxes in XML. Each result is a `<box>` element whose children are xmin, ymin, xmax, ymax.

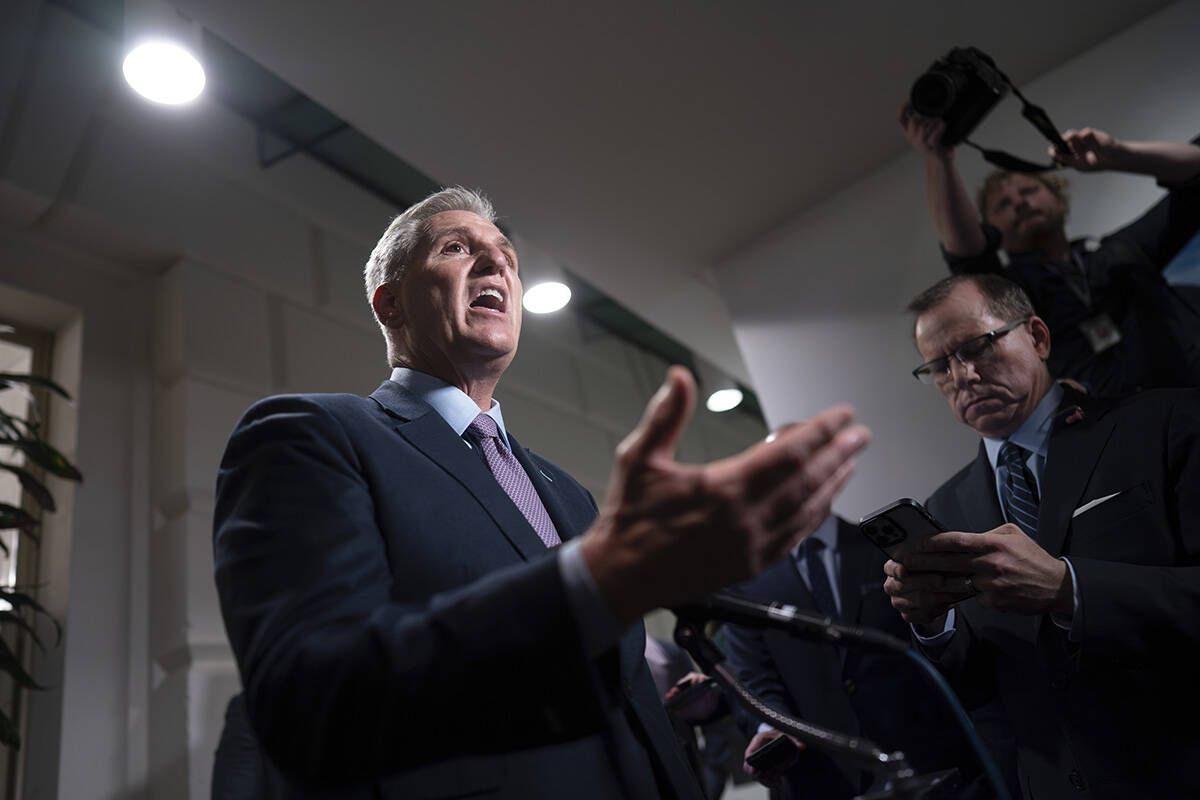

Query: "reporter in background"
<box><xmin>723</xmin><ymin>515</ymin><xmax>971</xmax><ymax>799</ymax></box>
<box><xmin>900</xmin><ymin>104</ymin><xmax>1200</xmax><ymax>395</ymax></box>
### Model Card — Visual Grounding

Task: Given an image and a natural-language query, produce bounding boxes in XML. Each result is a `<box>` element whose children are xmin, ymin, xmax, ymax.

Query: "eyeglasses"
<box><xmin>912</xmin><ymin>317</ymin><xmax>1029</xmax><ymax>385</ymax></box>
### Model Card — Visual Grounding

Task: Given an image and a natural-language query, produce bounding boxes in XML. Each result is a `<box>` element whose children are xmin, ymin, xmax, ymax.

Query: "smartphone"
<box><xmin>858</xmin><ymin>498</ymin><xmax>945</xmax><ymax>559</ymax></box>
<box><xmin>663</xmin><ymin>676</ymin><xmax>717</xmax><ymax>713</ymax></box>
<box><xmin>745</xmin><ymin>734</ymin><xmax>799</xmax><ymax>772</ymax></box>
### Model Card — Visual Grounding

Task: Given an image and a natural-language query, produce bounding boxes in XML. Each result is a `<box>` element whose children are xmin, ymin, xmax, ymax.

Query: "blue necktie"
<box><xmin>799</xmin><ymin>538</ymin><xmax>839</xmax><ymax>619</ymax></box>
<box><xmin>999</xmin><ymin>441</ymin><xmax>1040</xmax><ymax>539</ymax></box>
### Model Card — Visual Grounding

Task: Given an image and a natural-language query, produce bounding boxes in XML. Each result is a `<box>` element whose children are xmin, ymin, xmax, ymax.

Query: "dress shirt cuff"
<box><xmin>911</xmin><ymin>608</ymin><xmax>956</xmax><ymax>656</ymax></box>
<box><xmin>558</xmin><ymin>539</ymin><xmax>626</xmax><ymax>658</ymax></box>
<box><xmin>757</xmin><ymin>722</ymin><xmax>775</xmax><ymax>735</ymax></box>
<box><xmin>1049</xmin><ymin>557</ymin><xmax>1082</xmax><ymax>641</ymax></box>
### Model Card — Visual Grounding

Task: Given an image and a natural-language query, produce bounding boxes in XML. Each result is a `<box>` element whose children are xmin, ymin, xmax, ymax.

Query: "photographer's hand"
<box><xmin>1052</xmin><ymin>128</ymin><xmax>1125</xmax><ymax>172</ymax></box>
<box><xmin>898</xmin><ymin>102</ymin><xmax>953</xmax><ymax>163</ymax></box>
<box><xmin>898</xmin><ymin>101</ymin><xmax>988</xmax><ymax>258</ymax></box>
<box><xmin>1052</xmin><ymin>128</ymin><xmax>1200</xmax><ymax>182</ymax></box>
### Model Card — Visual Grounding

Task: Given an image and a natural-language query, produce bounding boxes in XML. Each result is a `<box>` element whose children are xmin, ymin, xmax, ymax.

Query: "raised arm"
<box><xmin>898</xmin><ymin>102</ymin><xmax>988</xmax><ymax>258</ymax></box>
<box><xmin>1053</xmin><ymin>128</ymin><xmax>1200</xmax><ymax>184</ymax></box>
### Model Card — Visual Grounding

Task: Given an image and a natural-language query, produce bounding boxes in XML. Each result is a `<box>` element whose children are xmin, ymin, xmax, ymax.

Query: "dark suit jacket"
<box><xmin>723</xmin><ymin>518</ymin><xmax>969</xmax><ymax>799</ymax></box>
<box><xmin>212</xmin><ymin>380</ymin><xmax>703</xmax><ymax>799</ymax></box>
<box><xmin>926</xmin><ymin>387</ymin><xmax>1200</xmax><ymax>800</ymax></box>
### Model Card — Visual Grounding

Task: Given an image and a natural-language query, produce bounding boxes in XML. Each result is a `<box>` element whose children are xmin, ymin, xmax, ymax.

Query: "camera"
<box><xmin>863</xmin><ymin>520</ymin><xmax>905</xmax><ymax>549</ymax></box>
<box><xmin>910</xmin><ymin>47</ymin><xmax>1008</xmax><ymax>147</ymax></box>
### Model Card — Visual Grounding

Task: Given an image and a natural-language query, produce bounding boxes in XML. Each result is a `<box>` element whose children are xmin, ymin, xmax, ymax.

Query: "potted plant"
<box><xmin>0</xmin><ymin>373</ymin><xmax>79</xmax><ymax>747</ymax></box>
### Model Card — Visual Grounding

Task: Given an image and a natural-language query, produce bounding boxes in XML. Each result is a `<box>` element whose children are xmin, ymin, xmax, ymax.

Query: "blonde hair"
<box><xmin>975</xmin><ymin>170</ymin><xmax>1070</xmax><ymax>220</ymax></box>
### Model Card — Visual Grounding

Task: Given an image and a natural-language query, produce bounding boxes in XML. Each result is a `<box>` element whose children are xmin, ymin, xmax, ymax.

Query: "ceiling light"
<box><xmin>123</xmin><ymin>0</ymin><xmax>206</xmax><ymax>105</ymax></box>
<box><xmin>706</xmin><ymin>387</ymin><xmax>744</xmax><ymax>413</ymax></box>
<box><xmin>523</xmin><ymin>281</ymin><xmax>572</xmax><ymax>314</ymax></box>
<box><xmin>512</xmin><ymin>232</ymin><xmax>572</xmax><ymax>314</ymax></box>
<box><xmin>123</xmin><ymin>40</ymin><xmax>205</xmax><ymax>104</ymax></box>
<box><xmin>695</xmin><ymin>358</ymin><xmax>745</xmax><ymax>413</ymax></box>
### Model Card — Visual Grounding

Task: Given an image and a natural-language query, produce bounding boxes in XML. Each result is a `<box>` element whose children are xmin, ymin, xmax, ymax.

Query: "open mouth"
<box><xmin>469</xmin><ymin>287</ymin><xmax>506</xmax><ymax>314</ymax></box>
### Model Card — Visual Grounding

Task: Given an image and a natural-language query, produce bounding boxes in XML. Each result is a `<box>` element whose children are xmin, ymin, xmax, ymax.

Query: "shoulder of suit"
<box><xmin>245</xmin><ymin>392</ymin><xmax>374</xmax><ymax>416</ymax></box>
<box><xmin>1088</xmin><ymin>387</ymin><xmax>1200</xmax><ymax>425</ymax></box>
<box><xmin>235</xmin><ymin>393</ymin><xmax>381</xmax><ymax>434</ymax></box>
<box><xmin>929</xmin><ymin>457</ymin><xmax>979</xmax><ymax>502</ymax></box>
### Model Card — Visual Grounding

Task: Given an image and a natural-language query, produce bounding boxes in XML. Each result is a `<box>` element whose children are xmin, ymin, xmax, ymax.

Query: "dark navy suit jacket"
<box><xmin>213</xmin><ymin>380</ymin><xmax>703</xmax><ymax>799</ymax></box>
<box><xmin>926</xmin><ymin>388</ymin><xmax>1200</xmax><ymax>799</ymax></box>
<box><xmin>723</xmin><ymin>518</ymin><xmax>969</xmax><ymax>799</ymax></box>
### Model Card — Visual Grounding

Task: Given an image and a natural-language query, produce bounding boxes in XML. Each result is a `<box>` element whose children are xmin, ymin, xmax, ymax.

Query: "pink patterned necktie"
<box><xmin>467</xmin><ymin>414</ymin><xmax>562</xmax><ymax>548</ymax></box>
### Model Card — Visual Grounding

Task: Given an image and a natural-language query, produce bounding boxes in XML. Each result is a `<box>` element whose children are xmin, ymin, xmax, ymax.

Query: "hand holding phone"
<box><xmin>743</xmin><ymin>731</ymin><xmax>801</xmax><ymax>785</ymax></box>
<box><xmin>859</xmin><ymin>498</ymin><xmax>945</xmax><ymax>560</ymax></box>
<box><xmin>664</xmin><ymin>674</ymin><xmax>726</xmax><ymax>723</ymax></box>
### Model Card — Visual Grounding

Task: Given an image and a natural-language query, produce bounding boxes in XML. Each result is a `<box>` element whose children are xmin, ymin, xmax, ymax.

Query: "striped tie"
<box><xmin>467</xmin><ymin>414</ymin><xmax>562</xmax><ymax>548</ymax></box>
<box><xmin>999</xmin><ymin>441</ymin><xmax>1039</xmax><ymax>539</ymax></box>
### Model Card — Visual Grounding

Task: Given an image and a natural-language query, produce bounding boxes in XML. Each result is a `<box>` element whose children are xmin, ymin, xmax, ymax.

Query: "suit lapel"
<box><xmin>1038</xmin><ymin>395</ymin><xmax>1115</xmax><ymax>559</ymax></box>
<box><xmin>836</xmin><ymin>519</ymin><xmax>873</xmax><ymax>626</ymax></box>
<box><xmin>955</xmin><ymin>444</ymin><xmax>1005</xmax><ymax>533</ymax></box>
<box><xmin>509</xmin><ymin>434</ymin><xmax>587</xmax><ymax>542</ymax></box>
<box><xmin>370</xmin><ymin>382</ymin><xmax>548</xmax><ymax>561</ymax></box>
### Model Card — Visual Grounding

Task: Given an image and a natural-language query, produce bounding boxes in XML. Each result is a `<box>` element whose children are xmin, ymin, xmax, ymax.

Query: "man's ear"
<box><xmin>371</xmin><ymin>282</ymin><xmax>404</xmax><ymax>329</ymax></box>
<box><xmin>1029</xmin><ymin>314</ymin><xmax>1052</xmax><ymax>360</ymax></box>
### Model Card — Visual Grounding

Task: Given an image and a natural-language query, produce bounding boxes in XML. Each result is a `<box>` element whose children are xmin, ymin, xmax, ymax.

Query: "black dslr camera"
<box><xmin>910</xmin><ymin>47</ymin><xmax>1008</xmax><ymax>147</ymax></box>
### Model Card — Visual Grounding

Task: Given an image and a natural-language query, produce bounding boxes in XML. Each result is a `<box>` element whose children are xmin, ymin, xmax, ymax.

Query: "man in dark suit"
<box><xmin>213</xmin><ymin>187</ymin><xmax>871</xmax><ymax>798</ymax></box>
<box><xmin>723</xmin><ymin>515</ymin><xmax>968</xmax><ymax>798</ymax></box>
<box><xmin>884</xmin><ymin>272</ymin><xmax>1200</xmax><ymax>799</ymax></box>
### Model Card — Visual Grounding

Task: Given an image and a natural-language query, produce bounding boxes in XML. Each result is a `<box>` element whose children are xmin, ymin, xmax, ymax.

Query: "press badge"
<box><xmin>1079</xmin><ymin>313</ymin><xmax>1121</xmax><ymax>353</ymax></box>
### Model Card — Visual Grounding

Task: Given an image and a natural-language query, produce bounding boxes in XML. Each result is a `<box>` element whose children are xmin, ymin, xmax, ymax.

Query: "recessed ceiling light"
<box><xmin>523</xmin><ymin>281</ymin><xmax>572</xmax><ymax>314</ymax></box>
<box><xmin>706</xmin><ymin>387</ymin><xmax>744</xmax><ymax>413</ymax></box>
<box><xmin>123</xmin><ymin>40</ymin><xmax>206</xmax><ymax>105</ymax></box>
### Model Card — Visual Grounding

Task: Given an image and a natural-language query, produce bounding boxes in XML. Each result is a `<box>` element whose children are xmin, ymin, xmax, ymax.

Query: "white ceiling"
<box><xmin>171</xmin><ymin>0</ymin><xmax>1173</xmax><ymax>381</ymax></box>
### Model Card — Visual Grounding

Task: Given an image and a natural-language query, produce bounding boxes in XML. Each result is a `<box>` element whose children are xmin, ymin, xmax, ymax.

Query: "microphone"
<box><xmin>673</xmin><ymin>591</ymin><xmax>908</xmax><ymax>653</ymax></box>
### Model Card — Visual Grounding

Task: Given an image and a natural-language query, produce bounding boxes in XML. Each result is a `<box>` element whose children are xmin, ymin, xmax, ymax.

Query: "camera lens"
<box><xmin>882</xmin><ymin>524</ymin><xmax>895</xmax><ymax>535</ymax></box>
<box><xmin>911</xmin><ymin>72</ymin><xmax>957</xmax><ymax>117</ymax></box>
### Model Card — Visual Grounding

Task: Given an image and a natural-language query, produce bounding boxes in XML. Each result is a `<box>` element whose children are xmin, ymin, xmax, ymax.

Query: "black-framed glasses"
<box><xmin>912</xmin><ymin>317</ymin><xmax>1029</xmax><ymax>385</ymax></box>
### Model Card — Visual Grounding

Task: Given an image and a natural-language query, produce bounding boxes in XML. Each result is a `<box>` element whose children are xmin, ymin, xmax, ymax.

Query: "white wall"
<box><xmin>716</xmin><ymin>0</ymin><xmax>1200</xmax><ymax>520</ymax></box>
<box><xmin>0</xmin><ymin>2</ymin><xmax>767</xmax><ymax>797</ymax></box>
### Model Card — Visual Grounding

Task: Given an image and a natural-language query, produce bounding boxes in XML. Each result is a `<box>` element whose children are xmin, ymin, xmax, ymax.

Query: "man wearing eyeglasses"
<box><xmin>884</xmin><ymin>272</ymin><xmax>1200</xmax><ymax>799</ymax></box>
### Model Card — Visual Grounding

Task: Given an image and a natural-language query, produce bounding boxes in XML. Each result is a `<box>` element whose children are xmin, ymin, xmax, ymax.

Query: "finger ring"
<box><xmin>965</xmin><ymin>575</ymin><xmax>976</xmax><ymax>594</ymax></box>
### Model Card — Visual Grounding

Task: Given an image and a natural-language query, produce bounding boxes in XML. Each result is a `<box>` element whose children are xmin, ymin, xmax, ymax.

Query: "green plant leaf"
<box><xmin>0</xmin><ymin>413</ymin><xmax>22</xmax><ymax>440</ymax></box>
<box><xmin>0</xmin><ymin>611</ymin><xmax>43</xmax><ymax>651</ymax></box>
<box><xmin>0</xmin><ymin>709</ymin><xmax>19</xmax><ymax>749</ymax></box>
<box><xmin>0</xmin><ymin>503</ymin><xmax>37</xmax><ymax>532</ymax></box>
<box><xmin>0</xmin><ymin>636</ymin><xmax>43</xmax><ymax>690</ymax></box>
<box><xmin>0</xmin><ymin>374</ymin><xmax>71</xmax><ymax>400</ymax></box>
<box><xmin>0</xmin><ymin>464</ymin><xmax>54</xmax><ymax>511</ymax></box>
<box><xmin>0</xmin><ymin>440</ymin><xmax>81</xmax><ymax>482</ymax></box>
<box><xmin>0</xmin><ymin>589</ymin><xmax>60</xmax><ymax>645</ymax></box>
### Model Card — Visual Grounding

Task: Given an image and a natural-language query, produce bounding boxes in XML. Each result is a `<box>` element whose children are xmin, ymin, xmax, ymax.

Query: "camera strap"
<box><xmin>965</xmin><ymin>69</ymin><xmax>1068</xmax><ymax>173</ymax></box>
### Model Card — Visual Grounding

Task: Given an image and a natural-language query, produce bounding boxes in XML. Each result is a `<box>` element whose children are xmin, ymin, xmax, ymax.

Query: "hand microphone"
<box><xmin>673</xmin><ymin>591</ymin><xmax>908</xmax><ymax>653</ymax></box>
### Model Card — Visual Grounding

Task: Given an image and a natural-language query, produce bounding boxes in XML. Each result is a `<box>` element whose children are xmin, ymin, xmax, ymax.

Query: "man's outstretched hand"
<box><xmin>581</xmin><ymin>366</ymin><xmax>871</xmax><ymax>623</ymax></box>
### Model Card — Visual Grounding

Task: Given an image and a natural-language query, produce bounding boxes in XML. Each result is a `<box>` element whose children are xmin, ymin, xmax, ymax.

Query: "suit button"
<box><xmin>1069</xmin><ymin>770</ymin><xmax>1086</xmax><ymax>791</ymax></box>
<box><xmin>843</xmin><ymin>678</ymin><xmax>856</xmax><ymax>695</ymax></box>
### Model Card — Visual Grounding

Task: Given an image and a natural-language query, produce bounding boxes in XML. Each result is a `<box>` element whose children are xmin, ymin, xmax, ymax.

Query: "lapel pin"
<box><xmin>1064</xmin><ymin>406</ymin><xmax>1084</xmax><ymax>426</ymax></box>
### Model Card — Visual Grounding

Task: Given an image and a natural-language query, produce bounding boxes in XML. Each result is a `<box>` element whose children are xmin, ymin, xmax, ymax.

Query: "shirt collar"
<box><xmin>983</xmin><ymin>383</ymin><xmax>1061</xmax><ymax>469</ymax></box>
<box><xmin>792</xmin><ymin>514</ymin><xmax>839</xmax><ymax>558</ymax></box>
<box><xmin>389</xmin><ymin>367</ymin><xmax>510</xmax><ymax>449</ymax></box>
